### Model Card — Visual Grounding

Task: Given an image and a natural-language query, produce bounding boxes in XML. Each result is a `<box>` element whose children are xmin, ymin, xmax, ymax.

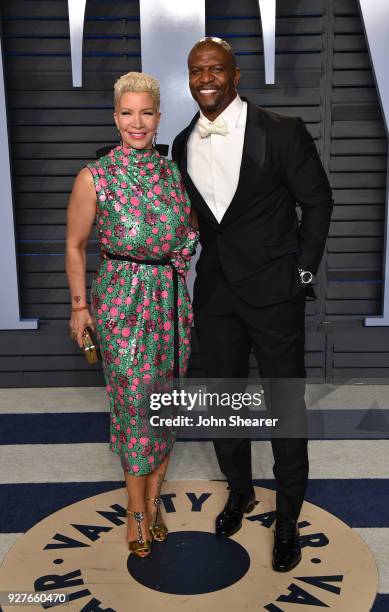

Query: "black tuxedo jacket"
<box><xmin>172</xmin><ymin>101</ymin><xmax>333</xmax><ymax>308</ymax></box>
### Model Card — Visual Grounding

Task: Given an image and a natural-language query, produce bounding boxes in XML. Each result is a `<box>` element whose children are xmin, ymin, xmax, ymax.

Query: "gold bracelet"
<box><xmin>72</xmin><ymin>305</ymin><xmax>89</xmax><ymax>312</ymax></box>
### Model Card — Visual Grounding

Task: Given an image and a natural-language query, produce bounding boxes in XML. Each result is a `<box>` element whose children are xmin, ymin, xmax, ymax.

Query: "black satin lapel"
<box><xmin>243</xmin><ymin>101</ymin><xmax>266</xmax><ymax>170</ymax></box>
<box><xmin>180</xmin><ymin>112</ymin><xmax>200</xmax><ymax>173</ymax></box>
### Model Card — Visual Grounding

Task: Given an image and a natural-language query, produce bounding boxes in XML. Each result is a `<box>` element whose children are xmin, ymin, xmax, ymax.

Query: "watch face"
<box><xmin>300</xmin><ymin>271</ymin><xmax>313</xmax><ymax>284</ymax></box>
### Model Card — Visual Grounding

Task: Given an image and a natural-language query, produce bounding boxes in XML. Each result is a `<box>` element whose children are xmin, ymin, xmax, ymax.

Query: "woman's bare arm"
<box><xmin>66</xmin><ymin>167</ymin><xmax>97</xmax><ymax>345</ymax></box>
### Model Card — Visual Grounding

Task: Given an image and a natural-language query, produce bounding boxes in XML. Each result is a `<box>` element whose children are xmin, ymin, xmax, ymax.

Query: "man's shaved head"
<box><xmin>188</xmin><ymin>37</ymin><xmax>237</xmax><ymax>69</ymax></box>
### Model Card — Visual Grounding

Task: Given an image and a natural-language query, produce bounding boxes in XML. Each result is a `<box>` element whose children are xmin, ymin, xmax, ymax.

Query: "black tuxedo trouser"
<box><xmin>194</xmin><ymin>272</ymin><xmax>309</xmax><ymax>522</ymax></box>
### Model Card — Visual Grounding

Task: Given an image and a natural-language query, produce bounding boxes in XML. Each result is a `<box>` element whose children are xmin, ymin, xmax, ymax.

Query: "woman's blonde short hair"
<box><xmin>114</xmin><ymin>71</ymin><xmax>160</xmax><ymax>110</ymax></box>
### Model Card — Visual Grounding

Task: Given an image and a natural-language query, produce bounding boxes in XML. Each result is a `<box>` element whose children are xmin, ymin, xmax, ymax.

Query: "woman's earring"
<box><xmin>152</xmin><ymin>132</ymin><xmax>158</xmax><ymax>148</ymax></box>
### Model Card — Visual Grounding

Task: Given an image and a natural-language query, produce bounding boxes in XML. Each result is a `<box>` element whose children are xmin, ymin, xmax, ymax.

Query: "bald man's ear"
<box><xmin>234</xmin><ymin>67</ymin><xmax>241</xmax><ymax>88</ymax></box>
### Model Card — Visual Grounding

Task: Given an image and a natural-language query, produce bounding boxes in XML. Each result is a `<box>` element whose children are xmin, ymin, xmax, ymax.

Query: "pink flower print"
<box><xmin>111</xmin><ymin>434</ymin><xmax>117</xmax><ymax>443</ymax></box>
<box><xmin>119</xmin><ymin>431</ymin><xmax>126</xmax><ymax>444</ymax></box>
<box><xmin>140</xmin><ymin>437</ymin><xmax>149</xmax><ymax>445</ymax></box>
<box><xmin>146</xmin><ymin>320</ymin><xmax>155</xmax><ymax>333</ymax></box>
<box><xmin>145</xmin><ymin>212</ymin><xmax>158</xmax><ymax>225</ymax></box>
<box><xmin>153</xmin><ymin>184</ymin><xmax>162</xmax><ymax>195</ymax></box>
<box><xmin>131</xmin><ymin>185</ymin><xmax>144</xmax><ymax>197</ymax></box>
<box><xmin>160</xmin><ymin>213</ymin><xmax>168</xmax><ymax>222</ymax></box>
<box><xmin>103</xmin><ymin>350</ymin><xmax>114</xmax><ymax>364</ymax></box>
<box><xmin>105</xmin><ymin>318</ymin><xmax>116</xmax><ymax>331</ymax></box>
<box><xmin>130</xmin><ymin>196</ymin><xmax>140</xmax><ymax>206</ymax></box>
<box><xmin>114</xmin><ymin>224</ymin><xmax>126</xmax><ymax>238</ymax></box>
<box><xmin>153</xmin><ymin>174</ymin><xmax>160</xmax><ymax>182</ymax></box>
<box><xmin>175</xmin><ymin>225</ymin><xmax>187</xmax><ymax>238</ymax></box>
<box><xmin>132</xmin><ymin>465</ymin><xmax>139</xmax><ymax>473</ymax></box>
<box><xmin>159</xmin><ymin>165</ymin><xmax>168</xmax><ymax>179</ymax></box>
<box><xmin>117</xmin><ymin>374</ymin><xmax>128</xmax><ymax>388</ymax></box>
<box><xmin>148</xmin><ymin>456</ymin><xmax>155</xmax><ymax>464</ymax></box>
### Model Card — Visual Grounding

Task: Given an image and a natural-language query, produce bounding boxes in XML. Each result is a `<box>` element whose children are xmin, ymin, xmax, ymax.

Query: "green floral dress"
<box><xmin>87</xmin><ymin>145</ymin><xmax>198</xmax><ymax>475</ymax></box>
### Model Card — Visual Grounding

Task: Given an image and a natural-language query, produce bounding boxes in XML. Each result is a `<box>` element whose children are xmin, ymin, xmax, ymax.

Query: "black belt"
<box><xmin>102</xmin><ymin>251</ymin><xmax>180</xmax><ymax>379</ymax></box>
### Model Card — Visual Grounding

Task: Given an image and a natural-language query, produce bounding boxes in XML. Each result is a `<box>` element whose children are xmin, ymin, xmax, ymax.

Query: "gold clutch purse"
<box><xmin>82</xmin><ymin>327</ymin><xmax>101</xmax><ymax>364</ymax></box>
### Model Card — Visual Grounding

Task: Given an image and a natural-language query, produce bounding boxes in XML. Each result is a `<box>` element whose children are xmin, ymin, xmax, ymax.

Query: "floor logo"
<box><xmin>0</xmin><ymin>481</ymin><xmax>378</xmax><ymax>611</ymax></box>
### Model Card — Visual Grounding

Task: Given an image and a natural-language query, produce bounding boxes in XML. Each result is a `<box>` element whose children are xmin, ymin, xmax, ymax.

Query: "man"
<box><xmin>172</xmin><ymin>38</ymin><xmax>333</xmax><ymax>572</ymax></box>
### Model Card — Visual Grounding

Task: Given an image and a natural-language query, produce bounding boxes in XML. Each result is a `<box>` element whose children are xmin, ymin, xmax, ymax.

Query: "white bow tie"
<box><xmin>197</xmin><ymin>116</ymin><xmax>229</xmax><ymax>138</ymax></box>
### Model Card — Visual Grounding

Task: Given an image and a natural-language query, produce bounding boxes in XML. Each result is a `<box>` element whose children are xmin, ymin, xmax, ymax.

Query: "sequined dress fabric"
<box><xmin>87</xmin><ymin>145</ymin><xmax>198</xmax><ymax>475</ymax></box>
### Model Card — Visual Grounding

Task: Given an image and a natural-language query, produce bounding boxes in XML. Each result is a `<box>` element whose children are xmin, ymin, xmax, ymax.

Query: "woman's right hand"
<box><xmin>69</xmin><ymin>308</ymin><xmax>95</xmax><ymax>349</ymax></box>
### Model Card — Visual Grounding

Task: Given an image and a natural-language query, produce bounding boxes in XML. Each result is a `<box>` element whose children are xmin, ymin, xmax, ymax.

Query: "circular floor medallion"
<box><xmin>0</xmin><ymin>481</ymin><xmax>378</xmax><ymax>611</ymax></box>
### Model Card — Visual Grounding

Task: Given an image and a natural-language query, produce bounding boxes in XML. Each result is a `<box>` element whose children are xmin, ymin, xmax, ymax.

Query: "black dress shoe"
<box><xmin>215</xmin><ymin>488</ymin><xmax>257</xmax><ymax>537</ymax></box>
<box><xmin>272</xmin><ymin>518</ymin><xmax>302</xmax><ymax>572</ymax></box>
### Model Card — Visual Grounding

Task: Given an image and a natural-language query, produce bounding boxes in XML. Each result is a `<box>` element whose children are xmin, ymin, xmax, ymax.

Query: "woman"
<box><xmin>66</xmin><ymin>72</ymin><xmax>198</xmax><ymax>558</ymax></box>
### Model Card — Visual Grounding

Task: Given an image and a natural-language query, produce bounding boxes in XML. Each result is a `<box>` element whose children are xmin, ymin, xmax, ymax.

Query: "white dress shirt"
<box><xmin>187</xmin><ymin>95</ymin><xmax>247</xmax><ymax>223</ymax></box>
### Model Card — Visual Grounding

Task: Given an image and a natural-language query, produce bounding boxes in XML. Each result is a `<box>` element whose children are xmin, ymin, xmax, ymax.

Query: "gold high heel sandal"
<box><xmin>147</xmin><ymin>496</ymin><xmax>168</xmax><ymax>542</ymax></box>
<box><xmin>126</xmin><ymin>509</ymin><xmax>152</xmax><ymax>557</ymax></box>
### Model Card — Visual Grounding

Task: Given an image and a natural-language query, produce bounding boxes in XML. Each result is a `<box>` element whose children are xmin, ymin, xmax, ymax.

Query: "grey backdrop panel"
<box><xmin>0</xmin><ymin>0</ymin><xmax>388</xmax><ymax>386</ymax></box>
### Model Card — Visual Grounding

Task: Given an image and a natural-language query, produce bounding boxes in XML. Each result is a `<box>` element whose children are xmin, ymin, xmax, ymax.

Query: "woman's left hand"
<box><xmin>69</xmin><ymin>308</ymin><xmax>95</xmax><ymax>349</ymax></box>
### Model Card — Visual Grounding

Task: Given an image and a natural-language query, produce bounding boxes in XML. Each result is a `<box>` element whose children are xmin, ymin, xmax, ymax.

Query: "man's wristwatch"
<box><xmin>298</xmin><ymin>268</ymin><xmax>314</xmax><ymax>285</ymax></box>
